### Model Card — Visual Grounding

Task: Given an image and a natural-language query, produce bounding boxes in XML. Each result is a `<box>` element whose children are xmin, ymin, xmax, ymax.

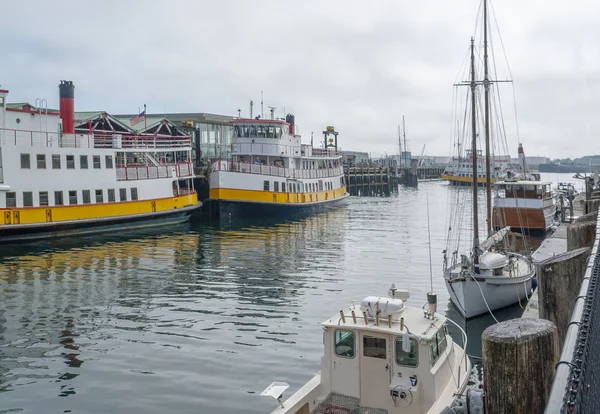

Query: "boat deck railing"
<box><xmin>0</xmin><ymin>128</ymin><xmax>191</xmax><ymax>150</ymax></box>
<box><xmin>212</xmin><ymin>160</ymin><xmax>344</xmax><ymax>180</ymax></box>
<box><xmin>116</xmin><ymin>162</ymin><xmax>193</xmax><ymax>181</ymax></box>
<box><xmin>231</xmin><ymin>142</ymin><xmax>342</xmax><ymax>159</ymax></box>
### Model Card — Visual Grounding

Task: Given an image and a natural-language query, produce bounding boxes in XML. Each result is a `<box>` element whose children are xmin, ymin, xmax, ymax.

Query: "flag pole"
<box><xmin>144</xmin><ymin>104</ymin><xmax>147</xmax><ymax>134</ymax></box>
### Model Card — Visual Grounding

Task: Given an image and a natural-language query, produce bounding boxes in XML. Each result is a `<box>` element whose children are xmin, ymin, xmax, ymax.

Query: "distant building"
<box><xmin>342</xmin><ymin>151</ymin><xmax>370</xmax><ymax>165</ymax></box>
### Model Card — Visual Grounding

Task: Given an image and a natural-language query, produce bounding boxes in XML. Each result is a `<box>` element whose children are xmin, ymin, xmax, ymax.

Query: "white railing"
<box><xmin>116</xmin><ymin>162</ymin><xmax>193</xmax><ymax>181</ymax></box>
<box><xmin>211</xmin><ymin>160</ymin><xmax>343</xmax><ymax>179</ymax></box>
<box><xmin>231</xmin><ymin>142</ymin><xmax>342</xmax><ymax>159</ymax></box>
<box><xmin>0</xmin><ymin>128</ymin><xmax>191</xmax><ymax>150</ymax></box>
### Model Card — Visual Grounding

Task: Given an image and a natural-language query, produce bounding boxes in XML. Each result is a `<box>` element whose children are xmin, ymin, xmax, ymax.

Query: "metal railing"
<box><xmin>546</xmin><ymin>211</ymin><xmax>600</xmax><ymax>413</ymax></box>
<box><xmin>231</xmin><ymin>142</ymin><xmax>342</xmax><ymax>158</ymax></box>
<box><xmin>211</xmin><ymin>160</ymin><xmax>344</xmax><ymax>179</ymax></box>
<box><xmin>0</xmin><ymin>128</ymin><xmax>191</xmax><ymax>150</ymax></box>
<box><xmin>116</xmin><ymin>162</ymin><xmax>193</xmax><ymax>181</ymax></box>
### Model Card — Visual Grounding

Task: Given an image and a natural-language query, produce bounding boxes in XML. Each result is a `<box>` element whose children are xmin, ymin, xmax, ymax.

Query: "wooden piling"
<box><xmin>482</xmin><ymin>318</ymin><xmax>558</xmax><ymax>414</ymax></box>
<box><xmin>567</xmin><ymin>217</ymin><xmax>597</xmax><ymax>251</ymax></box>
<box><xmin>536</xmin><ymin>247</ymin><xmax>589</xmax><ymax>349</ymax></box>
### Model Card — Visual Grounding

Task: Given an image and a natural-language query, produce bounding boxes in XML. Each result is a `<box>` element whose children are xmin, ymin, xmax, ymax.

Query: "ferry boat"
<box><xmin>261</xmin><ymin>286</ymin><xmax>471</xmax><ymax>413</ymax></box>
<box><xmin>441</xmin><ymin>148</ymin><xmax>511</xmax><ymax>186</ymax></box>
<box><xmin>208</xmin><ymin>115</ymin><xmax>348</xmax><ymax>219</ymax></box>
<box><xmin>492</xmin><ymin>145</ymin><xmax>556</xmax><ymax>232</ymax></box>
<box><xmin>0</xmin><ymin>81</ymin><xmax>200</xmax><ymax>243</ymax></box>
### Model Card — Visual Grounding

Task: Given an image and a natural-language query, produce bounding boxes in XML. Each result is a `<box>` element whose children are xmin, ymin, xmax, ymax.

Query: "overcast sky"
<box><xmin>2</xmin><ymin>0</ymin><xmax>599</xmax><ymax>159</ymax></box>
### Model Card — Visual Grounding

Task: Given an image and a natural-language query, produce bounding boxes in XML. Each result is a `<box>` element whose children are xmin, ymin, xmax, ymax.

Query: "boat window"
<box><xmin>363</xmin><ymin>336</ymin><xmax>386</xmax><ymax>359</ymax></box>
<box><xmin>80</xmin><ymin>155</ymin><xmax>88</xmax><ymax>169</ymax></box>
<box><xmin>93</xmin><ymin>155</ymin><xmax>101</xmax><ymax>169</ymax></box>
<box><xmin>20</xmin><ymin>153</ymin><xmax>31</xmax><ymax>169</ymax></box>
<box><xmin>131</xmin><ymin>188</ymin><xmax>138</xmax><ymax>201</ymax></box>
<box><xmin>257</xmin><ymin>126</ymin><xmax>266</xmax><ymax>138</ymax></box>
<box><xmin>54</xmin><ymin>191</ymin><xmax>63</xmax><ymax>206</ymax></box>
<box><xmin>66</xmin><ymin>155</ymin><xmax>75</xmax><ymax>169</ymax></box>
<box><xmin>264</xmin><ymin>180</ymin><xmax>270</xmax><ymax>191</ymax></box>
<box><xmin>82</xmin><ymin>190</ymin><xmax>91</xmax><ymax>204</ymax></box>
<box><xmin>39</xmin><ymin>192</ymin><xmax>49</xmax><ymax>207</ymax></box>
<box><xmin>276</xmin><ymin>127</ymin><xmax>282</xmax><ymax>138</ymax></box>
<box><xmin>430</xmin><ymin>326</ymin><xmax>449</xmax><ymax>365</ymax></box>
<box><xmin>37</xmin><ymin>154</ymin><xmax>46</xmax><ymax>169</ymax></box>
<box><xmin>105</xmin><ymin>155</ymin><xmax>113</xmax><ymax>169</ymax></box>
<box><xmin>6</xmin><ymin>192</ymin><xmax>16</xmax><ymax>208</ymax></box>
<box><xmin>119</xmin><ymin>188</ymin><xmax>127</xmax><ymax>202</ymax></box>
<box><xmin>282</xmin><ymin>182</ymin><xmax>286</xmax><ymax>193</ymax></box>
<box><xmin>266</xmin><ymin>126</ymin><xmax>275</xmax><ymax>138</ymax></box>
<box><xmin>234</xmin><ymin>125</ymin><xmax>241</xmax><ymax>137</ymax></box>
<box><xmin>396</xmin><ymin>337</ymin><xmax>418</xmax><ymax>367</ymax></box>
<box><xmin>107</xmin><ymin>189</ymin><xmax>116</xmax><ymax>202</ymax></box>
<box><xmin>274</xmin><ymin>181</ymin><xmax>279</xmax><ymax>192</ymax></box>
<box><xmin>23</xmin><ymin>192</ymin><xmax>33</xmax><ymax>207</ymax></box>
<box><xmin>95</xmin><ymin>190</ymin><xmax>104</xmax><ymax>203</ymax></box>
<box><xmin>68</xmin><ymin>190</ymin><xmax>77</xmax><ymax>205</ymax></box>
<box><xmin>248</xmin><ymin>126</ymin><xmax>257</xmax><ymax>138</ymax></box>
<box><xmin>334</xmin><ymin>330</ymin><xmax>355</xmax><ymax>358</ymax></box>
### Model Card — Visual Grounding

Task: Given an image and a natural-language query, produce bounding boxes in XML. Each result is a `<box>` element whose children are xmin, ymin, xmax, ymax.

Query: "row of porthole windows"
<box><xmin>333</xmin><ymin>327</ymin><xmax>448</xmax><ymax>367</ymax></box>
<box><xmin>5</xmin><ymin>188</ymin><xmax>138</xmax><ymax>208</ymax></box>
<box><xmin>263</xmin><ymin>180</ymin><xmax>336</xmax><ymax>193</ymax></box>
<box><xmin>20</xmin><ymin>153</ymin><xmax>113</xmax><ymax>170</ymax></box>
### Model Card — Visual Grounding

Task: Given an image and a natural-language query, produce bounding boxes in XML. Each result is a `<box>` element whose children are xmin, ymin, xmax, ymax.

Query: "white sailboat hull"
<box><xmin>445</xmin><ymin>272</ymin><xmax>534</xmax><ymax>319</ymax></box>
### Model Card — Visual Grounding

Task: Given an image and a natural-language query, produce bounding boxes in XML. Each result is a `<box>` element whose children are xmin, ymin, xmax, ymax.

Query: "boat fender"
<box><xmin>466</xmin><ymin>388</ymin><xmax>484</xmax><ymax>414</ymax></box>
<box><xmin>531</xmin><ymin>276</ymin><xmax>538</xmax><ymax>292</ymax></box>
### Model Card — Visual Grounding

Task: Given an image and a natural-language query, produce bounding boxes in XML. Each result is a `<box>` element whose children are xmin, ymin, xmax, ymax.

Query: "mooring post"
<box><xmin>567</xmin><ymin>215</ymin><xmax>597</xmax><ymax>251</ymax></box>
<box><xmin>482</xmin><ymin>318</ymin><xmax>558</xmax><ymax>414</ymax></box>
<box><xmin>536</xmin><ymin>247</ymin><xmax>589</xmax><ymax>349</ymax></box>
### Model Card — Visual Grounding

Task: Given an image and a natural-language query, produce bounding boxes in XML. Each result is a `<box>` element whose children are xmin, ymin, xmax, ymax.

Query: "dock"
<box><xmin>344</xmin><ymin>165</ymin><xmax>398</xmax><ymax>196</ymax></box>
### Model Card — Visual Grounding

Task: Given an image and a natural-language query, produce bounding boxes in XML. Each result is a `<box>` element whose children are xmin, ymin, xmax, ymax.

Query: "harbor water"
<box><xmin>0</xmin><ymin>173</ymin><xmax>583</xmax><ymax>413</ymax></box>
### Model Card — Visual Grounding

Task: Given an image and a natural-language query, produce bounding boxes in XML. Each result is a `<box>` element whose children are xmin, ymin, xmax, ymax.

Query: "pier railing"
<box><xmin>211</xmin><ymin>160</ymin><xmax>343</xmax><ymax>179</ymax></box>
<box><xmin>0</xmin><ymin>128</ymin><xmax>191</xmax><ymax>150</ymax></box>
<box><xmin>546</xmin><ymin>210</ymin><xmax>600</xmax><ymax>413</ymax></box>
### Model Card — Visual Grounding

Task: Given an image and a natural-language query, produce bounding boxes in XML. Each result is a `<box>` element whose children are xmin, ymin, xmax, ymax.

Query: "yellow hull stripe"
<box><xmin>1</xmin><ymin>193</ymin><xmax>199</xmax><ymax>226</ymax></box>
<box><xmin>441</xmin><ymin>174</ymin><xmax>498</xmax><ymax>184</ymax></box>
<box><xmin>210</xmin><ymin>187</ymin><xmax>347</xmax><ymax>204</ymax></box>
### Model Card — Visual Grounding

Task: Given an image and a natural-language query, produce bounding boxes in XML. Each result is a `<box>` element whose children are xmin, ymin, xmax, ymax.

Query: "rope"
<box><xmin>471</xmin><ymin>275</ymin><xmax>500</xmax><ymax>323</ymax></box>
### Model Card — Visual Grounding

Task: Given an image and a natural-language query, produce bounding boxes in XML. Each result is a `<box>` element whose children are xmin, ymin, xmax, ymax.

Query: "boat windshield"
<box><xmin>334</xmin><ymin>330</ymin><xmax>355</xmax><ymax>358</ymax></box>
<box><xmin>234</xmin><ymin>125</ymin><xmax>283</xmax><ymax>139</ymax></box>
<box><xmin>395</xmin><ymin>337</ymin><xmax>418</xmax><ymax>367</ymax></box>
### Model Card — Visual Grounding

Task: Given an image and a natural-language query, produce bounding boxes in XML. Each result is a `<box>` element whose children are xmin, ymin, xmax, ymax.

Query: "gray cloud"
<box><xmin>1</xmin><ymin>0</ymin><xmax>598</xmax><ymax>159</ymax></box>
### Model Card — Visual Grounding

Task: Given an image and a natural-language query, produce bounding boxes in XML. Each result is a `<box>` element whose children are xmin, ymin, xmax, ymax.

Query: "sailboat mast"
<box><xmin>402</xmin><ymin>115</ymin><xmax>407</xmax><ymax>157</ymax></box>
<box><xmin>398</xmin><ymin>124</ymin><xmax>402</xmax><ymax>167</ymax></box>
<box><xmin>484</xmin><ymin>0</ymin><xmax>492</xmax><ymax>236</ymax></box>
<box><xmin>469</xmin><ymin>37</ymin><xmax>480</xmax><ymax>273</ymax></box>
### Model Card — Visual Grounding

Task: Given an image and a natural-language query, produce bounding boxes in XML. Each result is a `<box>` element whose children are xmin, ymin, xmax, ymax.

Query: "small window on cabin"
<box><xmin>430</xmin><ymin>326</ymin><xmax>449</xmax><ymax>365</ymax></box>
<box><xmin>274</xmin><ymin>181</ymin><xmax>279</xmax><ymax>192</ymax></box>
<box><xmin>52</xmin><ymin>155</ymin><xmax>61</xmax><ymax>169</ymax></box>
<box><xmin>119</xmin><ymin>188</ymin><xmax>127</xmax><ymax>202</ymax></box>
<box><xmin>6</xmin><ymin>192</ymin><xmax>16</xmax><ymax>207</ymax></box>
<box><xmin>131</xmin><ymin>188</ymin><xmax>138</xmax><ymax>201</ymax></box>
<box><xmin>266</xmin><ymin>126</ymin><xmax>275</xmax><ymax>138</ymax></box>
<box><xmin>282</xmin><ymin>182</ymin><xmax>286</xmax><ymax>193</ymax></box>
<box><xmin>363</xmin><ymin>336</ymin><xmax>387</xmax><ymax>359</ymax></box>
<box><xmin>69</xmin><ymin>190</ymin><xmax>77</xmax><ymax>205</ymax></box>
<box><xmin>396</xmin><ymin>337</ymin><xmax>419</xmax><ymax>367</ymax></box>
<box><xmin>107</xmin><ymin>189</ymin><xmax>115</xmax><ymax>202</ymax></box>
<box><xmin>39</xmin><ymin>192</ymin><xmax>49</xmax><ymax>207</ymax></box>
<box><xmin>334</xmin><ymin>330</ymin><xmax>355</xmax><ymax>358</ymax></box>
<box><xmin>80</xmin><ymin>155</ymin><xmax>88</xmax><ymax>169</ymax></box>
<box><xmin>93</xmin><ymin>155</ymin><xmax>101</xmax><ymax>169</ymax></box>
<box><xmin>36</xmin><ymin>154</ymin><xmax>46</xmax><ymax>169</ymax></box>
<box><xmin>20</xmin><ymin>153</ymin><xmax>31</xmax><ymax>169</ymax></box>
<box><xmin>23</xmin><ymin>192</ymin><xmax>33</xmax><ymax>207</ymax></box>
<box><xmin>105</xmin><ymin>155</ymin><xmax>113</xmax><ymax>169</ymax></box>
<box><xmin>264</xmin><ymin>180</ymin><xmax>270</xmax><ymax>191</ymax></box>
<box><xmin>234</xmin><ymin>126</ymin><xmax>241</xmax><ymax>137</ymax></box>
<box><xmin>82</xmin><ymin>190</ymin><xmax>91</xmax><ymax>204</ymax></box>
<box><xmin>66</xmin><ymin>155</ymin><xmax>75</xmax><ymax>169</ymax></box>
<box><xmin>319</xmin><ymin>180</ymin><xmax>323</xmax><ymax>191</ymax></box>
<box><xmin>249</xmin><ymin>126</ymin><xmax>257</xmax><ymax>137</ymax></box>
<box><xmin>54</xmin><ymin>191</ymin><xmax>64</xmax><ymax>206</ymax></box>
<box><xmin>95</xmin><ymin>190</ymin><xmax>103</xmax><ymax>203</ymax></box>
<box><xmin>257</xmin><ymin>126</ymin><xmax>265</xmax><ymax>138</ymax></box>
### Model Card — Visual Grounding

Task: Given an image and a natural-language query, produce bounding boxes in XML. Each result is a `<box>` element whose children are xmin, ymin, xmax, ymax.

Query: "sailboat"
<box><xmin>443</xmin><ymin>0</ymin><xmax>535</xmax><ymax>319</ymax></box>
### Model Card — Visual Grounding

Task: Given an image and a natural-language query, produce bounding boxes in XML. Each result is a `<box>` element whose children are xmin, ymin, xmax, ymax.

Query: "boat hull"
<box><xmin>0</xmin><ymin>203</ymin><xmax>201</xmax><ymax>243</ymax></box>
<box><xmin>441</xmin><ymin>173</ymin><xmax>498</xmax><ymax>186</ymax></box>
<box><xmin>493</xmin><ymin>205</ymin><xmax>556</xmax><ymax>232</ymax></box>
<box><xmin>209</xmin><ymin>194</ymin><xmax>349</xmax><ymax>221</ymax></box>
<box><xmin>445</xmin><ymin>272</ymin><xmax>534</xmax><ymax>319</ymax></box>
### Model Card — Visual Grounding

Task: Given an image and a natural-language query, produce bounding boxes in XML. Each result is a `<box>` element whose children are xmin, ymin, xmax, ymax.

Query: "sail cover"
<box><xmin>478</xmin><ymin>226</ymin><xmax>510</xmax><ymax>252</ymax></box>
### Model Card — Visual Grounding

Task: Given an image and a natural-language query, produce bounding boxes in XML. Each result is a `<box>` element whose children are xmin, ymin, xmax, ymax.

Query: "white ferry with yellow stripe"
<box><xmin>0</xmin><ymin>81</ymin><xmax>200</xmax><ymax>243</ymax></box>
<box><xmin>441</xmin><ymin>148</ymin><xmax>511</xmax><ymax>186</ymax></box>
<box><xmin>209</xmin><ymin>115</ymin><xmax>348</xmax><ymax>219</ymax></box>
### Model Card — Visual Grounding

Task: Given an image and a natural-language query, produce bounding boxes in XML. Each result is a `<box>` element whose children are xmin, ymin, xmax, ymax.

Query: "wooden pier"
<box><xmin>344</xmin><ymin>165</ymin><xmax>398</xmax><ymax>196</ymax></box>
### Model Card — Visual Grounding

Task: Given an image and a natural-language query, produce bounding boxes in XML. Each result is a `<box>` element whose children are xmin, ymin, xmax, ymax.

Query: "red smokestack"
<box><xmin>59</xmin><ymin>80</ymin><xmax>75</xmax><ymax>134</ymax></box>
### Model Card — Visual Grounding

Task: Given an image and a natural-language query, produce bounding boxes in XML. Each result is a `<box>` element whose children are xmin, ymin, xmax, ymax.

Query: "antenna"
<box><xmin>261</xmin><ymin>91</ymin><xmax>264</xmax><ymax>119</ymax></box>
<box><xmin>237</xmin><ymin>109</ymin><xmax>241</xmax><ymax>118</ymax></box>
<box><xmin>426</xmin><ymin>194</ymin><xmax>437</xmax><ymax>314</ymax></box>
